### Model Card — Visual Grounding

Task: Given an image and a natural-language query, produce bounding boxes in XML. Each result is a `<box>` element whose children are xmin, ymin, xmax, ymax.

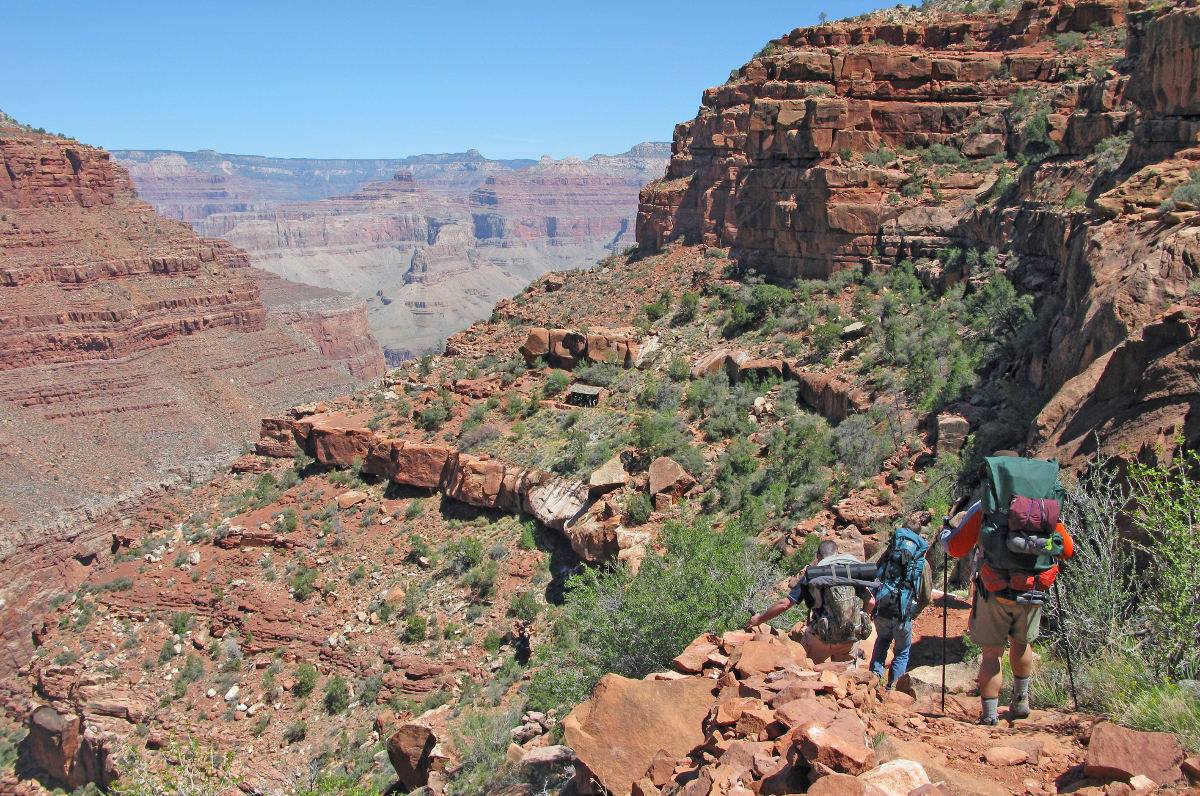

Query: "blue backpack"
<box><xmin>874</xmin><ymin>527</ymin><xmax>929</xmax><ymax>621</ymax></box>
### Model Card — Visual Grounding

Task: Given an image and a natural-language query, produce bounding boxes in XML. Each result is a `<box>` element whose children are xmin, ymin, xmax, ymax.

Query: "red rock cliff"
<box><xmin>637</xmin><ymin>0</ymin><xmax>1199</xmax><ymax>467</ymax></box>
<box><xmin>0</xmin><ymin>124</ymin><xmax>383</xmax><ymax>673</ymax></box>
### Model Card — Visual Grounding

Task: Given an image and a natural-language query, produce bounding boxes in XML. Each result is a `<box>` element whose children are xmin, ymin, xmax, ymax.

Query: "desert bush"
<box><xmin>921</xmin><ymin>143</ymin><xmax>966</xmax><ymax>167</ymax></box>
<box><xmin>446</xmin><ymin>708</ymin><xmax>523</xmax><ymax>795</ymax></box>
<box><xmin>864</xmin><ymin>147</ymin><xmax>896</xmax><ymax>167</ymax></box>
<box><xmin>674</xmin><ymin>290</ymin><xmax>700</xmax><ymax>324</ymax></box>
<box><xmin>458</xmin><ymin>423</ymin><xmax>501</xmax><ymax>452</ymax></box>
<box><xmin>1161</xmin><ymin>168</ymin><xmax>1200</xmax><ymax>211</ymax></box>
<box><xmin>834</xmin><ymin>413</ymin><xmax>896</xmax><ymax>481</ymax></box>
<box><xmin>294</xmin><ymin>663</ymin><xmax>318</xmax><ymax>697</ymax></box>
<box><xmin>575</xmin><ymin>361</ymin><xmax>620</xmax><ymax>387</ymax></box>
<box><xmin>1044</xmin><ymin>454</ymin><xmax>1137</xmax><ymax>663</ymax></box>
<box><xmin>624</xmin><ymin>491</ymin><xmax>653</xmax><ymax>525</ymax></box>
<box><xmin>110</xmin><ymin>738</ymin><xmax>237</xmax><ymax>796</ymax></box>
<box><xmin>508</xmin><ymin>590</ymin><xmax>541</xmax><ymax>622</ymax></box>
<box><xmin>1055</xmin><ymin>31</ymin><xmax>1085</xmax><ymax>51</ymax></box>
<box><xmin>296</xmin><ymin>775</ymin><xmax>376</xmax><ymax>796</ymax></box>
<box><xmin>527</xmin><ymin>517</ymin><xmax>781</xmax><ymax>714</ymax></box>
<box><xmin>416</xmin><ymin>390</ymin><xmax>454</xmax><ymax>431</ymax></box>
<box><xmin>760</xmin><ymin>413</ymin><xmax>835</xmax><ymax>518</ymax></box>
<box><xmin>1093</xmin><ymin>132</ymin><xmax>1130</xmax><ymax>172</ymax></box>
<box><xmin>323</xmin><ymin>675</ymin><xmax>350</xmax><ymax>714</ymax></box>
<box><xmin>405</xmin><ymin>614</ymin><xmax>428</xmax><ymax>642</ymax></box>
<box><xmin>464</xmin><ymin>558</ymin><xmax>499</xmax><ymax>600</ymax></box>
<box><xmin>633</xmin><ymin>412</ymin><xmax>704</xmax><ymax>475</ymax></box>
<box><xmin>544</xmin><ymin>369</ymin><xmax>570</xmax><ymax>396</ymax></box>
<box><xmin>1127</xmin><ymin>445</ymin><xmax>1200</xmax><ymax>679</ymax></box>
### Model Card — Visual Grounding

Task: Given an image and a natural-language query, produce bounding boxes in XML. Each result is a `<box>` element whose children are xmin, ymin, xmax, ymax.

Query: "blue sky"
<box><xmin>3</xmin><ymin>0</ymin><xmax>893</xmax><ymax>160</ymax></box>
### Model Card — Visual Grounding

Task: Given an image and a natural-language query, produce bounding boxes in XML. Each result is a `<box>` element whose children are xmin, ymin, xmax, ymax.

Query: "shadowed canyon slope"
<box><xmin>0</xmin><ymin>120</ymin><xmax>385</xmax><ymax>671</ymax></box>
<box><xmin>118</xmin><ymin>145</ymin><xmax>671</xmax><ymax>360</ymax></box>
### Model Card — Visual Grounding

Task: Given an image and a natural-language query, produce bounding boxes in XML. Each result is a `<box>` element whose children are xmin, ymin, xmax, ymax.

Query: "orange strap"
<box><xmin>1056</xmin><ymin>522</ymin><xmax>1074</xmax><ymax>559</ymax></box>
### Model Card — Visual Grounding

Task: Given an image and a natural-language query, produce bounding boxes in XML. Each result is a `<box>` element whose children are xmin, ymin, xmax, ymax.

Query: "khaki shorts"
<box><xmin>969</xmin><ymin>592</ymin><xmax>1042</xmax><ymax>648</ymax></box>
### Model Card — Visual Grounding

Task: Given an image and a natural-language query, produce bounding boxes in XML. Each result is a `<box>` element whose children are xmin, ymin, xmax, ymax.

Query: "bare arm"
<box><xmin>745</xmin><ymin>597</ymin><xmax>795</xmax><ymax>630</ymax></box>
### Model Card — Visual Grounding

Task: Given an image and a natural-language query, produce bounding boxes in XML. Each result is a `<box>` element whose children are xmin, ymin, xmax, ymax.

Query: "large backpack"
<box><xmin>979</xmin><ymin>456</ymin><xmax>1066</xmax><ymax>592</ymax></box>
<box><xmin>812</xmin><ymin>582</ymin><xmax>872</xmax><ymax>645</ymax></box>
<box><xmin>874</xmin><ymin>527</ymin><xmax>930</xmax><ymax>621</ymax></box>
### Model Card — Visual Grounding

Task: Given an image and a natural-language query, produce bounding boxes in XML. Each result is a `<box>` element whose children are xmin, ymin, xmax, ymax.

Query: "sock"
<box><xmin>981</xmin><ymin>697</ymin><xmax>999</xmax><ymax>722</ymax></box>
<box><xmin>1013</xmin><ymin>676</ymin><xmax>1030</xmax><ymax>699</ymax></box>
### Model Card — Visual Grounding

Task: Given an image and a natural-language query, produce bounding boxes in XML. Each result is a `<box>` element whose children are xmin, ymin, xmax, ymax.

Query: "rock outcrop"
<box><xmin>254</xmin><ymin>408</ymin><xmax>631</xmax><ymax>564</ymax></box>
<box><xmin>636</xmin><ymin>0</ymin><xmax>1200</xmax><ymax>467</ymax></box>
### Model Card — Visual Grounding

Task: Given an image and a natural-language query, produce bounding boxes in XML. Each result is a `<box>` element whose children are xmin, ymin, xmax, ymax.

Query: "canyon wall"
<box><xmin>0</xmin><ymin>122</ymin><xmax>384</xmax><ymax>671</ymax></box>
<box><xmin>120</xmin><ymin>145</ymin><xmax>670</xmax><ymax>361</ymax></box>
<box><xmin>637</xmin><ymin>0</ymin><xmax>1199</xmax><ymax>468</ymax></box>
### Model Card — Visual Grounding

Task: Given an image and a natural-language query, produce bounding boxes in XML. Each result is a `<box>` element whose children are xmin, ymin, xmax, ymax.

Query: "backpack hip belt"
<box><xmin>979</xmin><ymin>561</ymin><xmax>1059</xmax><ymax>593</ymax></box>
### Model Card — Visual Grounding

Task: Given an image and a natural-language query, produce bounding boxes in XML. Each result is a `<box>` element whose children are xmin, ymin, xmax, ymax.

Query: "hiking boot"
<box><xmin>1009</xmin><ymin>694</ymin><xmax>1031</xmax><ymax>719</ymax></box>
<box><xmin>979</xmin><ymin>714</ymin><xmax>999</xmax><ymax>726</ymax></box>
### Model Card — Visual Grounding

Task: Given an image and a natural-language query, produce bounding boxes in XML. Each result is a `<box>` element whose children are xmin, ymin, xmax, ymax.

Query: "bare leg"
<box><xmin>978</xmin><ymin>646</ymin><xmax>1004</xmax><ymax>698</ymax></box>
<box><xmin>1009</xmin><ymin>638</ymin><xmax>1033</xmax><ymax>678</ymax></box>
<box><xmin>978</xmin><ymin>645</ymin><xmax>1004</xmax><ymax>724</ymax></box>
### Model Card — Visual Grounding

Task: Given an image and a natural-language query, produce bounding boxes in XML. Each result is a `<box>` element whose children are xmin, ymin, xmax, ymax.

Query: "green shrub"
<box><xmin>921</xmin><ymin>143</ymin><xmax>966</xmax><ymax>166</ymax></box>
<box><xmin>1161</xmin><ymin>168</ymin><xmax>1200</xmax><ymax>211</ymax></box>
<box><xmin>667</xmin><ymin>355</ymin><xmax>691</xmax><ymax>382</ymax></box>
<box><xmin>447</xmin><ymin>536</ymin><xmax>484</xmax><ymax>573</ymax></box>
<box><xmin>322</xmin><ymin>675</ymin><xmax>350</xmax><ymax>714</ymax></box>
<box><xmin>288</xmin><ymin>567</ymin><xmax>318</xmax><ymax>601</ymax></box>
<box><xmin>1064</xmin><ymin>187</ymin><xmax>1087</xmax><ymax>209</ymax></box>
<box><xmin>296</xmin><ymin>775</ymin><xmax>377</xmax><ymax>796</ymax></box>
<box><xmin>624</xmin><ymin>492</ymin><xmax>653</xmax><ymax>525</ymax></box>
<box><xmin>544</xmin><ymin>370</ymin><xmax>570</xmax><ymax>396</ymax></box>
<box><xmin>446</xmin><ymin>709</ymin><xmax>523</xmax><ymax>795</ymax></box>
<box><xmin>527</xmin><ymin>517</ymin><xmax>781</xmax><ymax>715</ymax></box>
<box><xmin>464</xmin><ymin>559</ymin><xmax>499</xmax><ymax>600</ymax></box>
<box><xmin>283</xmin><ymin>720</ymin><xmax>307</xmax><ymax>744</ymax></box>
<box><xmin>416</xmin><ymin>390</ymin><xmax>454</xmax><ymax>431</ymax></box>
<box><xmin>508</xmin><ymin>590</ymin><xmax>542</xmax><ymax>622</ymax></box>
<box><xmin>1055</xmin><ymin>31</ymin><xmax>1085</xmax><ymax>51</ymax></box>
<box><xmin>1127</xmin><ymin>446</ymin><xmax>1200</xmax><ymax>680</ymax></box>
<box><xmin>281</xmin><ymin>508</ymin><xmax>298</xmax><ymax>533</ymax></box>
<box><xmin>834</xmin><ymin>413</ymin><xmax>896</xmax><ymax>481</ymax></box>
<box><xmin>864</xmin><ymin>147</ymin><xmax>896</xmax><ymax>167</ymax></box>
<box><xmin>575</xmin><ymin>361</ymin><xmax>620</xmax><ymax>388</ymax></box>
<box><xmin>674</xmin><ymin>290</ymin><xmax>700</xmax><ymax>324</ymax></box>
<box><xmin>110</xmin><ymin>738</ymin><xmax>237</xmax><ymax>795</ymax></box>
<box><xmin>294</xmin><ymin>663</ymin><xmax>318</xmax><ymax>697</ymax></box>
<box><xmin>405</xmin><ymin>614</ymin><xmax>428</xmax><ymax>642</ymax></box>
<box><xmin>1093</xmin><ymin>132</ymin><xmax>1130</xmax><ymax>172</ymax></box>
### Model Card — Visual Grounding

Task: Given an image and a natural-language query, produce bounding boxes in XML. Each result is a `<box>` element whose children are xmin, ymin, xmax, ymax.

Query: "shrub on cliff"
<box><xmin>110</xmin><ymin>738</ymin><xmax>237</xmax><ymax>796</ymax></box>
<box><xmin>526</xmin><ymin>517</ymin><xmax>781</xmax><ymax>714</ymax></box>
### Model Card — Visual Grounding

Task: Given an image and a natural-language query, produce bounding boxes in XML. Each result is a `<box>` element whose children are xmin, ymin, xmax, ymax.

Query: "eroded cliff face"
<box><xmin>638</xmin><ymin>0</ymin><xmax>1200</xmax><ymax>468</ymax></box>
<box><xmin>187</xmin><ymin>147</ymin><xmax>669</xmax><ymax>361</ymax></box>
<box><xmin>0</xmin><ymin>124</ymin><xmax>383</xmax><ymax>672</ymax></box>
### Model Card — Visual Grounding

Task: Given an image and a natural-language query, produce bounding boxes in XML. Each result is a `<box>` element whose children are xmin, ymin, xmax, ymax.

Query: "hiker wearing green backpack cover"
<box><xmin>941</xmin><ymin>454</ymin><xmax>1075</xmax><ymax>725</ymax></box>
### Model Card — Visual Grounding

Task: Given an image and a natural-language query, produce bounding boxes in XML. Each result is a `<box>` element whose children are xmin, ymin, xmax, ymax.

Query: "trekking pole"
<box><xmin>1053</xmin><ymin>578</ymin><xmax>1080</xmax><ymax>711</ymax></box>
<box><xmin>941</xmin><ymin>548</ymin><xmax>949</xmax><ymax>713</ymax></box>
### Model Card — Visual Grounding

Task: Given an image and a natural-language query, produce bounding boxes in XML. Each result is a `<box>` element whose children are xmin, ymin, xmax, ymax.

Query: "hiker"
<box><xmin>942</xmin><ymin>454</ymin><xmax>1075</xmax><ymax>725</ymax></box>
<box><xmin>869</xmin><ymin>524</ymin><xmax>933</xmax><ymax>688</ymax></box>
<box><xmin>745</xmin><ymin>539</ymin><xmax>875</xmax><ymax>665</ymax></box>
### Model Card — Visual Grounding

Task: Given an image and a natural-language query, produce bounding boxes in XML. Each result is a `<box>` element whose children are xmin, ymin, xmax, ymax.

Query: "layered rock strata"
<box><xmin>638</xmin><ymin>0</ymin><xmax>1200</xmax><ymax>466</ymax></box>
<box><xmin>0</xmin><ymin>123</ymin><xmax>383</xmax><ymax>673</ymax></box>
<box><xmin>121</xmin><ymin>145</ymin><xmax>670</xmax><ymax>360</ymax></box>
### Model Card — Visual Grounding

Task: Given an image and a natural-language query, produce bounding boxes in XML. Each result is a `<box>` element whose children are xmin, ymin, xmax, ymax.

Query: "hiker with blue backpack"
<box><xmin>942</xmin><ymin>454</ymin><xmax>1075</xmax><ymax>725</ymax></box>
<box><xmin>869</xmin><ymin>523</ymin><xmax>933</xmax><ymax>688</ymax></box>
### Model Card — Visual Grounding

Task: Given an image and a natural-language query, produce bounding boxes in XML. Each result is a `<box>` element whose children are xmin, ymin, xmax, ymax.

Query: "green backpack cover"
<box><xmin>980</xmin><ymin>456</ymin><xmax>1064</xmax><ymax>575</ymax></box>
